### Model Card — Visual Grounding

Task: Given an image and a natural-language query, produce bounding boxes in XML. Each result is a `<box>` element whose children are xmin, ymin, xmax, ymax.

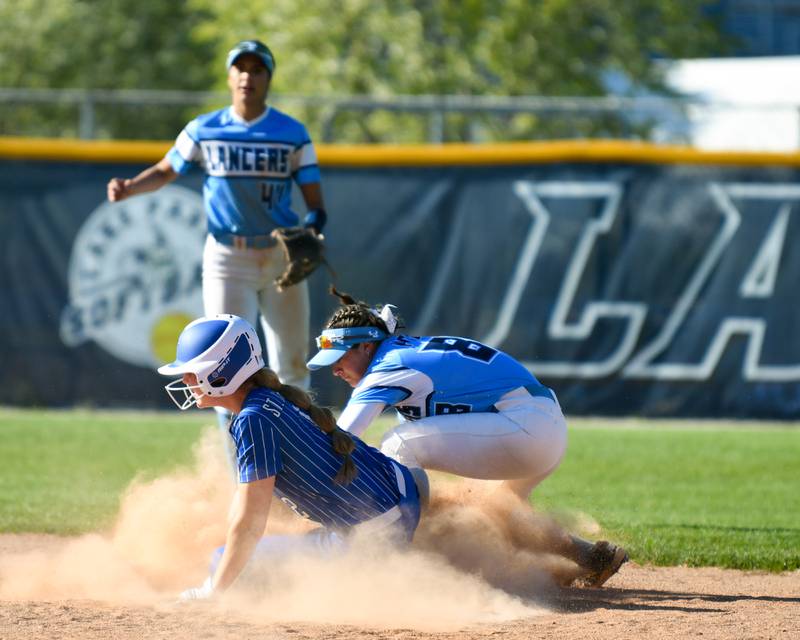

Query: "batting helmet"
<box><xmin>157</xmin><ymin>314</ymin><xmax>264</xmax><ymax>410</ymax></box>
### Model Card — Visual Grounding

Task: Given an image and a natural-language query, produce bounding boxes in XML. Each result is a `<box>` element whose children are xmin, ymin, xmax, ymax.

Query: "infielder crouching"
<box><xmin>307</xmin><ymin>289</ymin><xmax>628</xmax><ymax>588</ymax></box>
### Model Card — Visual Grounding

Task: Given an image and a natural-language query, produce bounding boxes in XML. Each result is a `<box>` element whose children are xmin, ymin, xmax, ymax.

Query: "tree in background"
<box><xmin>0</xmin><ymin>0</ymin><xmax>215</xmax><ymax>139</ymax></box>
<box><xmin>0</xmin><ymin>0</ymin><xmax>727</xmax><ymax>141</ymax></box>
<box><xmin>191</xmin><ymin>0</ymin><xmax>728</xmax><ymax>142</ymax></box>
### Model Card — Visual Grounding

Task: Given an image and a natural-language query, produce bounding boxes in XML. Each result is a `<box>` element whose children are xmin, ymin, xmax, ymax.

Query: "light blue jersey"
<box><xmin>166</xmin><ymin>106</ymin><xmax>320</xmax><ymax>238</ymax></box>
<box><xmin>348</xmin><ymin>335</ymin><xmax>547</xmax><ymax>420</ymax></box>
<box><xmin>232</xmin><ymin>387</ymin><xmax>417</xmax><ymax>532</ymax></box>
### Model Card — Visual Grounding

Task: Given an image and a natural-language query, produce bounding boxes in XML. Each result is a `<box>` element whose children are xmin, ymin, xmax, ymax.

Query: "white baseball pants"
<box><xmin>379</xmin><ymin>387</ymin><xmax>568</xmax><ymax>499</ymax></box>
<box><xmin>202</xmin><ymin>235</ymin><xmax>310</xmax><ymax>389</ymax></box>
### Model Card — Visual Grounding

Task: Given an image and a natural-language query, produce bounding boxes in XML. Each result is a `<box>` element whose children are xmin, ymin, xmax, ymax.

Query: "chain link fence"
<box><xmin>1</xmin><ymin>87</ymin><xmax>799</xmax><ymax>148</ymax></box>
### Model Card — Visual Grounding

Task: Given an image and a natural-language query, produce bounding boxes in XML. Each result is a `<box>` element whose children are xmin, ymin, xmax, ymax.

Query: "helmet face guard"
<box><xmin>163</xmin><ymin>378</ymin><xmax>206</xmax><ymax>411</ymax></box>
<box><xmin>157</xmin><ymin>315</ymin><xmax>264</xmax><ymax>410</ymax></box>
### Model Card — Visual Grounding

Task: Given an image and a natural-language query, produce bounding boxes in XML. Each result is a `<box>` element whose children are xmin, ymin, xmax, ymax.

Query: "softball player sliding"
<box><xmin>108</xmin><ymin>39</ymin><xmax>326</xmax><ymax>391</ymax></box>
<box><xmin>158</xmin><ymin>314</ymin><xmax>424</xmax><ymax>600</ymax></box>
<box><xmin>307</xmin><ymin>289</ymin><xmax>628</xmax><ymax>587</ymax></box>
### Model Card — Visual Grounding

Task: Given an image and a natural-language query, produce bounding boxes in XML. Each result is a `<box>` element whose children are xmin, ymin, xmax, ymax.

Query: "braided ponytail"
<box><xmin>329</xmin><ymin>286</ymin><xmax>358</xmax><ymax>306</ymax></box>
<box><xmin>326</xmin><ymin>286</ymin><xmax>403</xmax><ymax>333</ymax></box>
<box><xmin>251</xmin><ymin>368</ymin><xmax>358</xmax><ymax>484</ymax></box>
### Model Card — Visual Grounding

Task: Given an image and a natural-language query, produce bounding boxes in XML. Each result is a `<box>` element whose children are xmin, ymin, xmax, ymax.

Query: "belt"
<box><xmin>214</xmin><ymin>233</ymin><xmax>277</xmax><ymax>249</ymax></box>
<box><xmin>490</xmin><ymin>384</ymin><xmax>555</xmax><ymax>412</ymax></box>
<box><xmin>351</xmin><ymin>462</ymin><xmax>408</xmax><ymax>535</ymax></box>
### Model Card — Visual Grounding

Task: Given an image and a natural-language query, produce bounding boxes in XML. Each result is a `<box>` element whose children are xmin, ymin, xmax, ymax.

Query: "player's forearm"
<box><xmin>126</xmin><ymin>159</ymin><xmax>177</xmax><ymax>195</ymax></box>
<box><xmin>299</xmin><ymin>181</ymin><xmax>324</xmax><ymax>211</ymax></box>
<box><xmin>107</xmin><ymin>158</ymin><xmax>176</xmax><ymax>202</ymax></box>
<box><xmin>298</xmin><ymin>182</ymin><xmax>328</xmax><ymax>233</ymax></box>
<box><xmin>211</xmin><ymin>478</ymin><xmax>274</xmax><ymax>593</ymax></box>
<box><xmin>337</xmin><ymin>402</ymin><xmax>385</xmax><ymax>438</ymax></box>
<box><xmin>212</xmin><ymin>514</ymin><xmax>266</xmax><ymax>592</ymax></box>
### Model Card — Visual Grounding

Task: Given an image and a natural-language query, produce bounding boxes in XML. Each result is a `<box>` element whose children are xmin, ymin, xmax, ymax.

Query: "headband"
<box><xmin>315</xmin><ymin>326</ymin><xmax>389</xmax><ymax>350</ymax></box>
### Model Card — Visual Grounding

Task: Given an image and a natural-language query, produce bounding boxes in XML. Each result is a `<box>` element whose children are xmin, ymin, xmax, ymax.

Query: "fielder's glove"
<box><xmin>178</xmin><ymin>576</ymin><xmax>215</xmax><ymax>602</ymax></box>
<box><xmin>271</xmin><ymin>226</ymin><xmax>326</xmax><ymax>291</ymax></box>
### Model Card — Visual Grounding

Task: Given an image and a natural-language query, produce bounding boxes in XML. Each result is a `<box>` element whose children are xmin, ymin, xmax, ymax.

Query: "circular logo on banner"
<box><xmin>60</xmin><ymin>185</ymin><xmax>206</xmax><ymax>368</ymax></box>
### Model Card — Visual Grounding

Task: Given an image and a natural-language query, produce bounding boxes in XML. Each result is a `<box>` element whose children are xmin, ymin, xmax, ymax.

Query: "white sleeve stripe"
<box><xmin>246</xmin><ymin>419</ymin><xmax>256</xmax><ymax>480</ymax></box>
<box><xmin>270</xmin><ymin>424</ymin><xmax>279</xmax><ymax>472</ymax></box>
<box><xmin>258</xmin><ymin>416</ymin><xmax>270</xmax><ymax>478</ymax></box>
<box><xmin>337</xmin><ymin>402</ymin><xmax>385</xmax><ymax>438</ymax></box>
<box><xmin>241</xmin><ymin>414</ymin><xmax>275</xmax><ymax>481</ymax></box>
<box><xmin>247</xmin><ymin>417</ymin><xmax>260</xmax><ymax>480</ymax></box>
<box><xmin>292</xmin><ymin>142</ymin><xmax>318</xmax><ymax>172</ymax></box>
<box><xmin>175</xmin><ymin>129</ymin><xmax>202</xmax><ymax>162</ymax></box>
<box><xmin>358</xmin><ymin>368</ymin><xmax>431</xmax><ymax>391</ymax></box>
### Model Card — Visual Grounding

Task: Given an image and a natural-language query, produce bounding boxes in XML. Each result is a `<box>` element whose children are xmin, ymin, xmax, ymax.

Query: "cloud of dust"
<box><xmin>212</xmin><ymin>480</ymin><xmax>585</xmax><ymax>630</ymax></box>
<box><xmin>0</xmin><ymin>428</ymin><xmax>232</xmax><ymax>602</ymax></box>
<box><xmin>110</xmin><ymin>429</ymin><xmax>233</xmax><ymax>589</ymax></box>
<box><xmin>0</xmin><ymin>426</ymin><xmax>601</xmax><ymax>630</ymax></box>
<box><xmin>413</xmin><ymin>480</ymin><xmax>587</xmax><ymax>595</ymax></box>
<box><xmin>222</xmin><ymin>539</ymin><xmax>539</xmax><ymax>631</ymax></box>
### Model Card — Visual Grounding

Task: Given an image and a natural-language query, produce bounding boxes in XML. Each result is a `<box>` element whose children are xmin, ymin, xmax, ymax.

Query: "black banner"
<box><xmin>2</xmin><ymin>154</ymin><xmax>800</xmax><ymax>417</ymax></box>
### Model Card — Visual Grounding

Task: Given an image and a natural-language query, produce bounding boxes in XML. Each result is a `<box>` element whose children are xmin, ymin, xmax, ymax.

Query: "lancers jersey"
<box><xmin>346</xmin><ymin>335</ymin><xmax>547</xmax><ymax>421</ymax></box>
<box><xmin>166</xmin><ymin>106</ymin><xmax>321</xmax><ymax>238</ymax></box>
<box><xmin>231</xmin><ymin>387</ymin><xmax>405</xmax><ymax>531</ymax></box>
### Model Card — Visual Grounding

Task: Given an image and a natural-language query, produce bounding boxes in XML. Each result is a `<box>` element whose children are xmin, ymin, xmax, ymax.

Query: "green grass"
<box><xmin>1</xmin><ymin>409</ymin><xmax>798</xmax><ymax>571</ymax></box>
<box><xmin>0</xmin><ymin>408</ymin><xmax>208</xmax><ymax>534</ymax></box>
<box><xmin>532</xmin><ymin>419</ymin><xmax>800</xmax><ymax>572</ymax></box>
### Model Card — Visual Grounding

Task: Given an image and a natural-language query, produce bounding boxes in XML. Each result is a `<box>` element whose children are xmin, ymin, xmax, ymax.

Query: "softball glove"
<box><xmin>271</xmin><ymin>226</ymin><xmax>327</xmax><ymax>290</ymax></box>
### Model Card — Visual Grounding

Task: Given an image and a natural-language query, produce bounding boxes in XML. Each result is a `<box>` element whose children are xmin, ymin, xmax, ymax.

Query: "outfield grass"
<box><xmin>1</xmin><ymin>408</ymin><xmax>798</xmax><ymax>571</ymax></box>
<box><xmin>0</xmin><ymin>409</ymin><xmax>207</xmax><ymax>534</ymax></box>
<box><xmin>532</xmin><ymin>419</ymin><xmax>800</xmax><ymax>572</ymax></box>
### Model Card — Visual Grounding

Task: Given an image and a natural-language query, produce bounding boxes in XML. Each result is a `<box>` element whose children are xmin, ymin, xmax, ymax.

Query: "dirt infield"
<box><xmin>2</xmin><ymin>439</ymin><xmax>796</xmax><ymax>639</ymax></box>
<box><xmin>1</xmin><ymin>534</ymin><xmax>797</xmax><ymax>640</ymax></box>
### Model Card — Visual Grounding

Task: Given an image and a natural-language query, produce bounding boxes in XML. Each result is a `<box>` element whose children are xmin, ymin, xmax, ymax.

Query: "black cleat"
<box><xmin>577</xmin><ymin>541</ymin><xmax>629</xmax><ymax>587</ymax></box>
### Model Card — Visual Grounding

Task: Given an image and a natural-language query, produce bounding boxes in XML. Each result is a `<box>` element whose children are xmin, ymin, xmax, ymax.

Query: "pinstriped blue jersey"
<box><xmin>166</xmin><ymin>106</ymin><xmax>321</xmax><ymax>238</ymax></box>
<box><xmin>231</xmin><ymin>387</ymin><xmax>403</xmax><ymax>530</ymax></box>
<box><xmin>348</xmin><ymin>335</ymin><xmax>542</xmax><ymax>420</ymax></box>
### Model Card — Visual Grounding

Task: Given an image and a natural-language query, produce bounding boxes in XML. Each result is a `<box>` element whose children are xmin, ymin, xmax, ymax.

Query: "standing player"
<box><xmin>158</xmin><ymin>314</ymin><xmax>424</xmax><ymax>600</ymax></box>
<box><xmin>307</xmin><ymin>289</ymin><xmax>628</xmax><ymax>587</ymax></box>
<box><xmin>107</xmin><ymin>39</ymin><xmax>324</xmax><ymax>392</ymax></box>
